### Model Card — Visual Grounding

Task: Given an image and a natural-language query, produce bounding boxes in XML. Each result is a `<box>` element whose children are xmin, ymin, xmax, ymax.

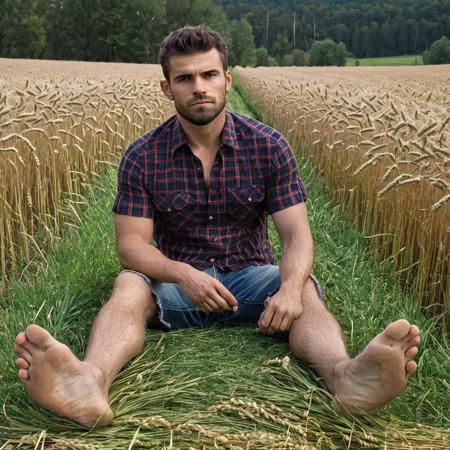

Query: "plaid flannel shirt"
<box><xmin>113</xmin><ymin>110</ymin><xmax>307</xmax><ymax>271</ymax></box>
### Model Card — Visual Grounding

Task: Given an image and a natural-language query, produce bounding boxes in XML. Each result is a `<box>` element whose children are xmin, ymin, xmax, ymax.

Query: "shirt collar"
<box><xmin>170</xmin><ymin>109</ymin><xmax>238</xmax><ymax>155</ymax></box>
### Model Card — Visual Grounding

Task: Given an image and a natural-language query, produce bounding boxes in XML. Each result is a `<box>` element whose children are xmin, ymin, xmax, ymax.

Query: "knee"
<box><xmin>108</xmin><ymin>272</ymin><xmax>156</xmax><ymax>317</ymax></box>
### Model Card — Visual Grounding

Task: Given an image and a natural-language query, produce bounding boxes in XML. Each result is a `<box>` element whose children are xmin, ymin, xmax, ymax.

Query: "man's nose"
<box><xmin>192</xmin><ymin>77</ymin><xmax>207</xmax><ymax>95</ymax></box>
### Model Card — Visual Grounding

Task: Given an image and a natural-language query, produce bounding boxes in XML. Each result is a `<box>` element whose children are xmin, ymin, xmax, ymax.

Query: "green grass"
<box><xmin>346</xmin><ymin>54</ymin><xmax>423</xmax><ymax>66</ymax></box>
<box><xmin>0</xmin><ymin>85</ymin><xmax>449</xmax><ymax>448</ymax></box>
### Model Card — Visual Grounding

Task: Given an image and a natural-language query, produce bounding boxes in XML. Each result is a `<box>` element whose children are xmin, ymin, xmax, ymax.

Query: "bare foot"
<box><xmin>14</xmin><ymin>324</ymin><xmax>113</xmax><ymax>428</ymax></box>
<box><xmin>332</xmin><ymin>319</ymin><xmax>420</xmax><ymax>413</ymax></box>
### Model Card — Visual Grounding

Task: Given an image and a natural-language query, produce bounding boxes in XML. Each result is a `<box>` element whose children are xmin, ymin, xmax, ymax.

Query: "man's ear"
<box><xmin>225</xmin><ymin>70</ymin><xmax>232</xmax><ymax>93</ymax></box>
<box><xmin>160</xmin><ymin>78</ymin><xmax>173</xmax><ymax>100</ymax></box>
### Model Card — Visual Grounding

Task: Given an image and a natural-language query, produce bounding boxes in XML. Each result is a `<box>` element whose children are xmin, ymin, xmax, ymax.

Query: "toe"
<box><xmin>15</xmin><ymin>332</ymin><xmax>28</xmax><ymax>346</ymax></box>
<box><xmin>405</xmin><ymin>346</ymin><xmax>418</xmax><ymax>358</ymax></box>
<box><xmin>21</xmin><ymin>340</ymin><xmax>38</xmax><ymax>355</ymax></box>
<box><xmin>26</xmin><ymin>324</ymin><xmax>55</xmax><ymax>349</ymax></box>
<box><xmin>14</xmin><ymin>343</ymin><xmax>32</xmax><ymax>362</ymax></box>
<box><xmin>18</xmin><ymin>368</ymin><xmax>29</xmax><ymax>382</ymax></box>
<box><xmin>409</xmin><ymin>325</ymin><xmax>420</xmax><ymax>337</ymax></box>
<box><xmin>16</xmin><ymin>357</ymin><xmax>29</xmax><ymax>369</ymax></box>
<box><xmin>406</xmin><ymin>360</ymin><xmax>417</xmax><ymax>376</ymax></box>
<box><xmin>383</xmin><ymin>319</ymin><xmax>411</xmax><ymax>341</ymax></box>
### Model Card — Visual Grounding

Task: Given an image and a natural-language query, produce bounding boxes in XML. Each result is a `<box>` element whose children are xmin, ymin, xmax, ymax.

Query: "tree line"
<box><xmin>219</xmin><ymin>0</ymin><xmax>450</xmax><ymax>59</ymax></box>
<box><xmin>0</xmin><ymin>0</ymin><xmax>449</xmax><ymax>66</ymax></box>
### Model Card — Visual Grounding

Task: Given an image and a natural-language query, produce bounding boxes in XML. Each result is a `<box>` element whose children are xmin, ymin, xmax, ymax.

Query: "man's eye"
<box><xmin>205</xmin><ymin>72</ymin><xmax>217</xmax><ymax>78</ymax></box>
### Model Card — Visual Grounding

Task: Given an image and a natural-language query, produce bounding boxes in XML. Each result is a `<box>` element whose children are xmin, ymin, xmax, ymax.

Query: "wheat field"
<box><xmin>0</xmin><ymin>59</ymin><xmax>173</xmax><ymax>290</ymax></box>
<box><xmin>1</xmin><ymin>60</ymin><xmax>449</xmax><ymax>449</ymax></box>
<box><xmin>234</xmin><ymin>65</ymin><xmax>450</xmax><ymax>327</ymax></box>
<box><xmin>2</xmin><ymin>60</ymin><xmax>449</xmax><ymax>326</ymax></box>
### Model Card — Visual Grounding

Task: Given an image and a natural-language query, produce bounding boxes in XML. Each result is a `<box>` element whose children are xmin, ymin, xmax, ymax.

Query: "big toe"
<box><xmin>383</xmin><ymin>319</ymin><xmax>411</xmax><ymax>341</ymax></box>
<box><xmin>26</xmin><ymin>324</ymin><xmax>56</xmax><ymax>349</ymax></box>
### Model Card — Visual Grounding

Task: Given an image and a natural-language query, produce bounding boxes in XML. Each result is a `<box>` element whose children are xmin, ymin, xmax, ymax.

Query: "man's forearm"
<box><xmin>278</xmin><ymin>231</ymin><xmax>314</xmax><ymax>294</ymax></box>
<box><xmin>118</xmin><ymin>239</ymin><xmax>191</xmax><ymax>284</ymax></box>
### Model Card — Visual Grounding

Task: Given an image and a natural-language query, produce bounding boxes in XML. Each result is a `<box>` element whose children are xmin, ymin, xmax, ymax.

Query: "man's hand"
<box><xmin>258</xmin><ymin>287</ymin><xmax>303</xmax><ymax>335</ymax></box>
<box><xmin>178</xmin><ymin>266</ymin><xmax>238</xmax><ymax>313</ymax></box>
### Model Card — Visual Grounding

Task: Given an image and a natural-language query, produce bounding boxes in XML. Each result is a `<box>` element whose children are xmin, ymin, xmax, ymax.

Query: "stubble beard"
<box><xmin>175</xmin><ymin>89</ymin><xmax>227</xmax><ymax>126</ymax></box>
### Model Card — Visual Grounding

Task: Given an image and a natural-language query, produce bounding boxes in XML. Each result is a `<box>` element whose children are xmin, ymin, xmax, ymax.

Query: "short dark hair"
<box><xmin>158</xmin><ymin>25</ymin><xmax>228</xmax><ymax>81</ymax></box>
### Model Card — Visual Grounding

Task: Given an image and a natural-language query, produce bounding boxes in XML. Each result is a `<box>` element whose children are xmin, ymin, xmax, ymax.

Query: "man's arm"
<box><xmin>258</xmin><ymin>202</ymin><xmax>313</xmax><ymax>335</ymax></box>
<box><xmin>114</xmin><ymin>214</ymin><xmax>237</xmax><ymax>313</ymax></box>
<box><xmin>115</xmin><ymin>214</ymin><xmax>185</xmax><ymax>283</ymax></box>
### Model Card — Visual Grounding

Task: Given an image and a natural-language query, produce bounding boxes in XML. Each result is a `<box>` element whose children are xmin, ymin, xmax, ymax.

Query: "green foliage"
<box><xmin>255</xmin><ymin>47</ymin><xmax>270</xmax><ymax>66</ymax></box>
<box><xmin>2</xmin><ymin>0</ymin><xmax>449</xmax><ymax>63</ymax></box>
<box><xmin>165</xmin><ymin>0</ymin><xmax>229</xmax><ymax>35</ymax></box>
<box><xmin>218</xmin><ymin>0</ymin><xmax>450</xmax><ymax>59</ymax></box>
<box><xmin>132</xmin><ymin>0</ymin><xmax>167</xmax><ymax>63</ymax></box>
<box><xmin>281</xmin><ymin>54</ymin><xmax>292</xmax><ymax>66</ymax></box>
<box><xmin>268</xmin><ymin>56</ymin><xmax>278</xmax><ymax>66</ymax></box>
<box><xmin>423</xmin><ymin>36</ymin><xmax>450</xmax><ymax>64</ymax></box>
<box><xmin>272</xmin><ymin>34</ymin><xmax>289</xmax><ymax>65</ymax></box>
<box><xmin>422</xmin><ymin>50</ymin><xmax>431</xmax><ymax>64</ymax></box>
<box><xmin>1</xmin><ymin>0</ymin><xmax>231</xmax><ymax>63</ymax></box>
<box><xmin>308</xmin><ymin>39</ymin><xmax>347</xmax><ymax>66</ymax></box>
<box><xmin>0</xmin><ymin>0</ymin><xmax>46</xmax><ymax>58</ymax></box>
<box><xmin>229</xmin><ymin>18</ymin><xmax>256</xmax><ymax>67</ymax></box>
<box><xmin>291</xmin><ymin>48</ymin><xmax>306</xmax><ymax>66</ymax></box>
<box><xmin>279</xmin><ymin>49</ymin><xmax>306</xmax><ymax>66</ymax></box>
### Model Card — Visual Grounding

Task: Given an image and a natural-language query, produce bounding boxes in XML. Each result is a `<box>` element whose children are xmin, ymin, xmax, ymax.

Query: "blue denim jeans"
<box><xmin>122</xmin><ymin>265</ymin><xmax>325</xmax><ymax>330</ymax></box>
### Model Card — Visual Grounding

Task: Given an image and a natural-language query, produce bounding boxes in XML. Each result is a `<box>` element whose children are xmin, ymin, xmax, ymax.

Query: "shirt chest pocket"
<box><xmin>153</xmin><ymin>191</ymin><xmax>196</xmax><ymax>233</ymax></box>
<box><xmin>226</xmin><ymin>185</ymin><xmax>265</xmax><ymax>226</ymax></box>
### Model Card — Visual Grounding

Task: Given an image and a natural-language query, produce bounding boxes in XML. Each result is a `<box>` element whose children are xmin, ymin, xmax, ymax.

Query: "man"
<box><xmin>13</xmin><ymin>25</ymin><xmax>420</xmax><ymax>428</ymax></box>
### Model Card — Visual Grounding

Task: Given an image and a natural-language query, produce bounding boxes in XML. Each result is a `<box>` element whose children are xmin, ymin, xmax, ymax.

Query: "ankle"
<box><xmin>328</xmin><ymin>358</ymin><xmax>351</xmax><ymax>393</ymax></box>
<box><xmin>84</xmin><ymin>360</ymin><xmax>110</xmax><ymax>395</ymax></box>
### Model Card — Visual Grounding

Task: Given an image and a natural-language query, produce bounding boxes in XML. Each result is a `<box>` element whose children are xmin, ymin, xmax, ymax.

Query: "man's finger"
<box><xmin>199</xmin><ymin>300</ymin><xmax>214</xmax><ymax>313</ymax></box>
<box><xmin>207</xmin><ymin>289</ymin><xmax>232</xmax><ymax>311</ymax></box>
<box><xmin>279</xmin><ymin>315</ymin><xmax>292</xmax><ymax>333</ymax></box>
<box><xmin>214</xmin><ymin>281</ymin><xmax>238</xmax><ymax>311</ymax></box>
<box><xmin>268</xmin><ymin>311</ymin><xmax>284</xmax><ymax>334</ymax></box>
<box><xmin>259</xmin><ymin>303</ymin><xmax>275</xmax><ymax>331</ymax></box>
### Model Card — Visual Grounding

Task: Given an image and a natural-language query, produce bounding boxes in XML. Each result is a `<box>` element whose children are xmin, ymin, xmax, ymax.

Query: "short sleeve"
<box><xmin>266</xmin><ymin>135</ymin><xmax>308</xmax><ymax>214</ymax></box>
<box><xmin>112</xmin><ymin>144</ymin><xmax>153</xmax><ymax>218</ymax></box>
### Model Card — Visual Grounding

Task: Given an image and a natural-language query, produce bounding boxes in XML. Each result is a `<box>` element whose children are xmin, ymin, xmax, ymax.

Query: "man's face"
<box><xmin>160</xmin><ymin>48</ymin><xmax>232</xmax><ymax>126</ymax></box>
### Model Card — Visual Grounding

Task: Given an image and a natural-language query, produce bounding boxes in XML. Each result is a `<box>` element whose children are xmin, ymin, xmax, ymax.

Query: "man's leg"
<box><xmin>289</xmin><ymin>278</ymin><xmax>420</xmax><ymax>412</ymax></box>
<box><xmin>13</xmin><ymin>272</ymin><xmax>156</xmax><ymax>427</ymax></box>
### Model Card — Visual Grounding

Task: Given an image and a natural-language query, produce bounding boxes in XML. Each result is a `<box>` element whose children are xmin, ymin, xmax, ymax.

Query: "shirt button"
<box><xmin>197</xmin><ymin>166</ymin><xmax>202</xmax><ymax>171</ymax></box>
<box><xmin>209</xmin><ymin>215</ymin><xmax>213</xmax><ymax>220</ymax></box>
<box><xmin>248</xmin><ymin>197</ymin><xmax>252</xmax><ymax>202</ymax></box>
<box><xmin>210</xmin><ymin>257</ymin><xmax>215</xmax><ymax>263</ymax></box>
<box><xmin>167</xmin><ymin>208</ymin><xmax>171</xmax><ymax>212</ymax></box>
